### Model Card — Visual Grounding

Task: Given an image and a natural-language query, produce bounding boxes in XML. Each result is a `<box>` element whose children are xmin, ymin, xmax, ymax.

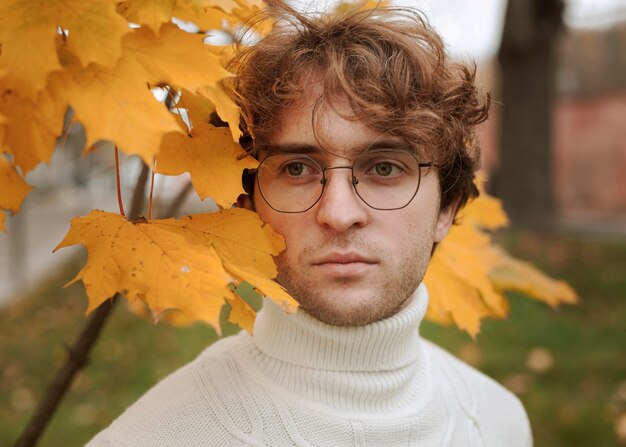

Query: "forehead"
<box><xmin>264</xmin><ymin>91</ymin><xmax>405</xmax><ymax>160</ymax></box>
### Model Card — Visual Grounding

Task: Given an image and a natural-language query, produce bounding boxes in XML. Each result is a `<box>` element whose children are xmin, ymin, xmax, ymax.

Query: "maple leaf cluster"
<box><xmin>0</xmin><ymin>0</ymin><xmax>576</xmax><ymax>336</ymax></box>
<box><xmin>0</xmin><ymin>0</ymin><xmax>300</xmax><ymax>332</ymax></box>
<box><xmin>424</xmin><ymin>177</ymin><xmax>577</xmax><ymax>336</ymax></box>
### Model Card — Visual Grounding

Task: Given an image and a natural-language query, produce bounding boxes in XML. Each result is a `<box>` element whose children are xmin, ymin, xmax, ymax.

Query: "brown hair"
<box><xmin>228</xmin><ymin>3</ymin><xmax>490</xmax><ymax>212</ymax></box>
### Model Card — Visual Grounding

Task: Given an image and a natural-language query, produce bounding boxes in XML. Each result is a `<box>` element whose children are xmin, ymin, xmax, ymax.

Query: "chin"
<box><xmin>300</xmin><ymin>292</ymin><xmax>398</xmax><ymax>326</ymax></box>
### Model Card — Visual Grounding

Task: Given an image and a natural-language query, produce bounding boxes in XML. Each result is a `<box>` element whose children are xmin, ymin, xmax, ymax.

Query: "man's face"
<box><xmin>251</xmin><ymin>91</ymin><xmax>456</xmax><ymax>326</ymax></box>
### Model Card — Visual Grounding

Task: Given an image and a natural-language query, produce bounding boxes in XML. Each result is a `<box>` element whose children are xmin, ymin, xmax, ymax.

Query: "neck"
<box><xmin>245</xmin><ymin>284</ymin><xmax>432</xmax><ymax>417</ymax></box>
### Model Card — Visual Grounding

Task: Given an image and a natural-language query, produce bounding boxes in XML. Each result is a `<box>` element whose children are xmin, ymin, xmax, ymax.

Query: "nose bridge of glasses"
<box><xmin>321</xmin><ymin>165</ymin><xmax>358</xmax><ymax>186</ymax></box>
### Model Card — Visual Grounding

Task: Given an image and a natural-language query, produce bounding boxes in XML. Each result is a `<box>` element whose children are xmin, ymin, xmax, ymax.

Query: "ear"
<box><xmin>434</xmin><ymin>198</ymin><xmax>460</xmax><ymax>242</ymax></box>
<box><xmin>236</xmin><ymin>193</ymin><xmax>255</xmax><ymax>211</ymax></box>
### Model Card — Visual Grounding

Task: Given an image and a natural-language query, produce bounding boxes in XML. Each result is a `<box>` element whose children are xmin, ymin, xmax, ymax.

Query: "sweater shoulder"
<box><xmin>422</xmin><ymin>338</ymin><xmax>533</xmax><ymax>446</ymax></box>
<box><xmin>86</xmin><ymin>333</ymin><xmax>254</xmax><ymax>447</ymax></box>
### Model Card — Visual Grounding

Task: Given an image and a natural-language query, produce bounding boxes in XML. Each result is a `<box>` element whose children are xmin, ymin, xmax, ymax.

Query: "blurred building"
<box><xmin>478</xmin><ymin>21</ymin><xmax>626</xmax><ymax>229</ymax></box>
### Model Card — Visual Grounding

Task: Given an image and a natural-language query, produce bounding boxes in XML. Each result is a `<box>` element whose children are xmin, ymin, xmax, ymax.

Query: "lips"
<box><xmin>311</xmin><ymin>252</ymin><xmax>377</xmax><ymax>277</ymax></box>
<box><xmin>311</xmin><ymin>252</ymin><xmax>377</xmax><ymax>265</ymax></box>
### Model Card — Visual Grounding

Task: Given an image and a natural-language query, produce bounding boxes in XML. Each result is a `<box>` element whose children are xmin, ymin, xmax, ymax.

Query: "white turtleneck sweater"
<box><xmin>87</xmin><ymin>285</ymin><xmax>532</xmax><ymax>446</ymax></box>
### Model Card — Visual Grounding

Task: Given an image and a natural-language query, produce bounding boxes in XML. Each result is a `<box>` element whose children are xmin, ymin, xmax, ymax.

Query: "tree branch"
<box><xmin>14</xmin><ymin>160</ymin><xmax>151</xmax><ymax>447</ymax></box>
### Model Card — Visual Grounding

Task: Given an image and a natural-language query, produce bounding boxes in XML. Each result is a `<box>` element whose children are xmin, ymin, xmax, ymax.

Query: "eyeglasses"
<box><xmin>243</xmin><ymin>149</ymin><xmax>432</xmax><ymax>213</ymax></box>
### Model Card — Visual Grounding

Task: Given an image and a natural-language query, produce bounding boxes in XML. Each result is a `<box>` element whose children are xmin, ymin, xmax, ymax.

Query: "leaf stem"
<box><xmin>114</xmin><ymin>145</ymin><xmax>126</xmax><ymax>217</ymax></box>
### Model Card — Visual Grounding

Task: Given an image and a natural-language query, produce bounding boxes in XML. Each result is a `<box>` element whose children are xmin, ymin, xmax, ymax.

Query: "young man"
<box><xmin>88</xmin><ymin>6</ymin><xmax>532</xmax><ymax>446</ymax></box>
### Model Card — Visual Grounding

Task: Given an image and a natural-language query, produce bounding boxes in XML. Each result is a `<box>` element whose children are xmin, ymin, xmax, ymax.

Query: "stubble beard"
<box><xmin>273</xmin><ymin>233</ymin><xmax>433</xmax><ymax>326</ymax></box>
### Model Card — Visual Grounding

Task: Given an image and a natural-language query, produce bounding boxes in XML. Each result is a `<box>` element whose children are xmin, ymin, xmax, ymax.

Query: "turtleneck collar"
<box><xmin>240</xmin><ymin>284</ymin><xmax>432</xmax><ymax>417</ymax></box>
<box><xmin>253</xmin><ymin>283</ymin><xmax>428</xmax><ymax>372</ymax></box>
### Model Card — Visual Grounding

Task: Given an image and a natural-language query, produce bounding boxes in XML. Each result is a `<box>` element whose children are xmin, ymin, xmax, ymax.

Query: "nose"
<box><xmin>315</xmin><ymin>167</ymin><xmax>369</xmax><ymax>232</ymax></box>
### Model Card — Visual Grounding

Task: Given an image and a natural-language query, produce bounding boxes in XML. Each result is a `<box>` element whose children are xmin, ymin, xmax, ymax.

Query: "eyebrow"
<box><xmin>261</xmin><ymin>144</ymin><xmax>319</xmax><ymax>157</ymax></box>
<box><xmin>260</xmin><ymin>139</ymin><xmax>410</xmax><ymax>158</ymax></box>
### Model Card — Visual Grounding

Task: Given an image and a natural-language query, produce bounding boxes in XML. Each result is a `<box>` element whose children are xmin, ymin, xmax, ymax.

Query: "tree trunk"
<box><xmin>495</xmin><ymin>0</ymin><xmax>564</xmax><ymax>227</ymax></box>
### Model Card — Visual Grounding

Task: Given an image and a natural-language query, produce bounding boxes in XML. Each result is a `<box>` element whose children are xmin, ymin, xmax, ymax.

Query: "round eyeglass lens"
<box><xmin>351</xmin><ymin>150</ymin><xmax>422</xmax><ymax>210</ymax></box>
<box><xmin>256</xmin><ymin>155</ymin><xmax>325</xmax><ymax>213</ymax></box>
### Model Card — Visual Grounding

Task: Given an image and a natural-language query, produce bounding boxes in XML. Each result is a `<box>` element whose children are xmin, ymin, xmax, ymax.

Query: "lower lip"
<box><xmin>312</xmin><ymin>262</ymin><xmax>374</xmax><ymax>277</ymax></box>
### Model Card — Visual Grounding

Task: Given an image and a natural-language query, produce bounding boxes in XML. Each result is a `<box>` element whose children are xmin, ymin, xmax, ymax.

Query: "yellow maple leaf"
<box><xmin>490</xmin><ymin>248</ymin><xmax>578</xmax><ymax>307</ymax></box>
<box><xmin>225</xmin><ymin>292</ymin><xmax>256</xmax><ymax>334</ymax></box>
<box><xmin>424</xmin><ymin>219</ymin><xmax>509</xmax><ymax>336</ymax></box>
<box><xmin>172</xmin><ymin>0</ymin><xmax>245</xmax><ymax>31</ymax></box>
<box><xmin>332</xmin><ymin>0</ymin><xmax>392</xmax><ymax>16</ymax></box>
<box><xmin>173</xmin><ymin>5</ymin><xmax>228</xmax><ymax>31</ymax></box>
<box><xmin>122</xmin><ymin>23</ymin><xmax>232</xmax><ymax>91</ymax></box>
<box><xmin>0</xmin><ymin>157</ymin><xmax>32</xmax><ymax>232</ymax></box>
<box><xmin>55</xmin><ymin>209</ymin><xmax>297</xmax><ymax>333</ymax></box>
<box><xmin>0</xmin><ymin>88</ymin><xmax>67</xmax><ymax>173</ymax></box>
<box><xmin>197</xmin><ymin>85</ymin><xmax>242</xmax><ymax>140</ymax></box>
<box><xmin>156</xmin><ymin>124</ymin><xmax>256</xmax><ymax>207</ymax></box>
<box><xmin>175</xmin><ymin>89</ymin><xmax>217</xmax><ymax>128</ymax></box>
<box><xmin>184</xmin><ymin>0</ymin><xmax>240</xmax><ymax>14</ymax></box>
<box><xmin>49</xmin><ymin>61</ymin><xmax>181</xmax><ymax>165</ymax></box>
<box><xmin>0</xmin><ymin>0</ymin><xmax>130</xmax><ymax>99</ymax></box>
<box><xmin>116</xmin><ymin>0</ymin><xmax>177</xmax><ymax>31</ymax></box>
<box><xmin>0</xmin><ymin>157</ymin><xmax>32</xmax><ymax>213</ymax></box>
<box><xmin>424</xmin><ymin>177</ymin><xmax>577</xmax><ymax>336</ymax></box>
<box><xmin>424</xmin><ymin>255</ymin><xmax>497</xmax><ymax>335</ymax></box>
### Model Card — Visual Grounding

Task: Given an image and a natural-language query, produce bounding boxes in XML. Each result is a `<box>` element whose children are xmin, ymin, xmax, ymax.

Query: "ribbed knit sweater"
<box><xmin>87</xmin><ymin>285</ymin><xmax>532</xmax><ymax>446</ymax></box>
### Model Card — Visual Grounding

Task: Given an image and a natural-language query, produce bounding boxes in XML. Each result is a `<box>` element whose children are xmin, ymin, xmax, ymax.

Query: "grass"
<box><xmin>1</xmin><ymin>230</ymin><xmax>625</xmax><ymax>446</ymax></box>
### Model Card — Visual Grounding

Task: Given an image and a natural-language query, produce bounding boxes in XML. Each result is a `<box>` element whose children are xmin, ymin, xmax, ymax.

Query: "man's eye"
<box><xmin>369</xmin><ymin>162</ymin><xmax>401</xmax><ymax>177</ymax></box>
<box><xmin>285</xmin><ymin>162</ymin><xmax>306</xmax><ymax>176</ymax></box>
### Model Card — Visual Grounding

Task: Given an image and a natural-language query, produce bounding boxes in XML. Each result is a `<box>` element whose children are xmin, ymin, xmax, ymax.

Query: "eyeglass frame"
<box><xmin>241</xmin><ymin>149</ymin><xmax>433</xmax><ymax>213</ymax></box>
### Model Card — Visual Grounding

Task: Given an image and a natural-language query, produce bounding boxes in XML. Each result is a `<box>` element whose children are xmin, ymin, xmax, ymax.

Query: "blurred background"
<box><xmin>1</xmin><ymin>0</ymin><xmax>625</xmax><ymax>446</ymax></box>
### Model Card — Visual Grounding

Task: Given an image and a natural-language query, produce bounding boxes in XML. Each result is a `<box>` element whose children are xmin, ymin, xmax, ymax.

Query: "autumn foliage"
<box><xmin>0</xmin><ymin>0</ymin><xmax>576</xmax><ymax>337</ymax></box>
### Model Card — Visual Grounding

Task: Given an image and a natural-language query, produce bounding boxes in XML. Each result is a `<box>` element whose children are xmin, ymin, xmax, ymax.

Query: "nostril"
<box><xmin>352</xmin><ymin>177</ymin><xmax>359</xmax><ymax>185</ymax></box>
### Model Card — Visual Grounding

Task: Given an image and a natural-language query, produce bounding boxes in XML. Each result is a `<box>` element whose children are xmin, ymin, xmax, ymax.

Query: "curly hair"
<box><xmin>227</xmin><ymin>3</ymin><xmax>490</xmax><ymax>212</ymax></box>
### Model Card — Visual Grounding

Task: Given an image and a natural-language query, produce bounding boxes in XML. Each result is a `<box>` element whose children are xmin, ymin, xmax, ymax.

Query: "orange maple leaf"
<box><xmin>156</xmin><ymin>124</ymin><xmax>257</xmax><ymax>207</ymax></box>
<box><xmin>0</xmin><ymin>0</ymin><xmax>130</xmax><ymax>99</ymax></box>
<box><xmin>197</xmin><ymin>85</ymin><xmax>242</xmax><ymax>140</ymax></box>
<box><xmin>55</xmin><ymin>209</ymin><xmax>297</xmax><ymax>333</ymax></box>
<box><xmin>0</xmin><ymin>88</ymin><xmax>67</xmax><ymax>173</ymax></box>
<box><xmin>489</xmin><ymin>248</ymin><xmax>578</xmax><ymax>307</ymax></box>
<box><xmin>116</xmin><ymin>0</ymin><xmax>178</xmax><ymax>31</ymax></box>
<box><xmin>424</xmin><ymin>220</ymin><xmax>509</xmax><ymax>336</ymax></box>
<box><xmin>0</xmin><ymin>157</ymin><xmax>32</xmax><ymax>232</ymax></box>
<box><xmin>122</xmin><ymin>23</ymin><xmax>232</xmax><ymax>92</ymax></box>
<box><xmin>424</xmin><ymin>178</ymin><xmax>577</xmax><ymax>336</ymax></box>
<box><xmin>173</xmin><ymin>0</ymin><xmax>243</xmax><ymax>31</ymax></box>
<box><xmin>175</xmin><ymin>89</ymin><xmax>217</xmax><ymax>127</ymax></box>
<box><xmin>48</xmin><ymin>61</ymin><xmax>181</xmax><ymax>166</ymax></box>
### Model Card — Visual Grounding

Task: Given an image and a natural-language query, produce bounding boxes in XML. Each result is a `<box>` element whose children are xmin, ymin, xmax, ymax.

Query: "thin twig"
<box><xmin>147</xmin><ymin>165</ymin><xmax>156</xmax><ymax>221</ymax></box>
<box><xmin>14</xmin><ymin>162</ymin><xmax>150</xmax><ymax>447</ymax></box>
<box><xmin>130</xmin><ymin>163</ymin><xmax>150</xmax><ymax>220</ymax></box>
<box><xmin>114</xmin><ymin>145</ymin><xmax>125</xmax><ymax>217</ymax></box>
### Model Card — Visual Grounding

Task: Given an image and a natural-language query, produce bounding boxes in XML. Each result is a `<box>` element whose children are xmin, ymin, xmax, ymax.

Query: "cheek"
<box><xmin>257</xmin><ymin>209</ymin><xmax>303</xmax><ymax>256</ymax></box>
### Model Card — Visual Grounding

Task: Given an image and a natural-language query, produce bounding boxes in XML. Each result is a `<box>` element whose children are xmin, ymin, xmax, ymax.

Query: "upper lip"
<box><xmin>311</xmin><ymin>252</ymin><xmax>377</xmax><ymax>265</ymax></box>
